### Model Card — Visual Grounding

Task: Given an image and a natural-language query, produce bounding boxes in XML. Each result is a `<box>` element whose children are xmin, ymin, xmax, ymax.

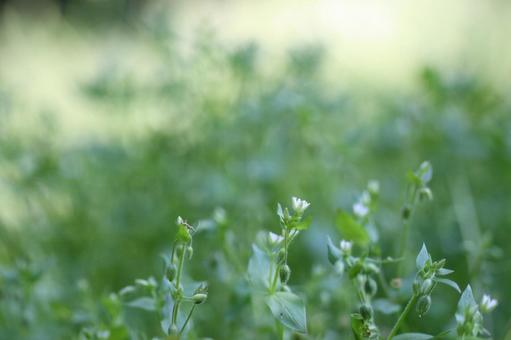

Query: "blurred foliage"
<box><xmin>1</xmin><ymin>14</ymin><xmax>511</xmax><ymax>340</ymax></box>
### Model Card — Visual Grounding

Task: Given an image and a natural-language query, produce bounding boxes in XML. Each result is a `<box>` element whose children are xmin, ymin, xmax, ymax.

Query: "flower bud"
<box><xmin>169</xmin><ymin>324</ymin><xmax>179</xmax><ymax>334</ymax></box>
<box><xmin>401</xmin><ymin>205</ymin><xmax>411</xmax><ymax>220</ymax></box>
<box><xmin>360</xmin><ymin>304</ymin><xmax>373</xmax><ymax>320</ymax></box>
<box><xmin>419</xmin><ymin>187</ymin><xmax>433</xmax><ymax>202</ymax></box>
<box><xmin>420</xmin><ymin>279</ymin><xmax>433</xmax><ymax>295</ymax></box>
<box><xmin>167</xmin><ymin>263</ymin><xmax>177</xmax><ymax>281</ymax></box>
<box><xmin>364</xmin><ymin>278</ymin><xmax>378</xmax><ymax>297</ymax></box>
<box><xmin>364</xmin><ymin>263</ymin><xmax>380</xmax><ymax>275</ymax></box>
<box><xmin>192</xmin><ymin>293</ymin><xmax>208</xmax><ymax>304</ymax></box>
<box><xmin>280</xmin><ymin>265</ymin><xmax>291</xmax><ymax>284</ymax></box>
<box><xmin>416</xmin><ymin>295</ymin><xmax>431</xmax><ymax>317</ymax></box>
<box><xmin>187</xmin><ymin>246</ymin><xmax>194</xmax><ymax>260</ymax></box>
<box><xmin>176</xmin><ymin>244</ymin><xmax>185</xmax><ymax>257</ymax></box>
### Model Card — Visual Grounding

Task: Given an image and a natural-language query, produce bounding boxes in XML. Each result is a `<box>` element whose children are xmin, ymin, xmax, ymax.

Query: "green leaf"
<box><xmin>335</xmin><ymin>211</ymin><xmax>369</xmax><ymax>246</ymax></box>
<box><xmin>265</xmin><ymin>291</ymin><xmax>307</xmax><ymax>333</ymax></box>
<box><xmin>458</xmin><ymin>285</ymin><xmax>477</xmax><ymax>310</ymax></box>
<box><xmin>248</xmin><ymin>244</ymin><xmax>271</xmax><ymax>290</ymax></box>
<box><xmin>373</xmin><ymin>298</ymin><xmax>401</xmax><ymax>314</ymax></box>
<box><xmin>295</xmin><ymin>215</ymin><xmax>312</xmax><ymax>230</ymax></box>
<box><xmin>125</xmin><ymin>297</ymin><xmax>156</xmax><ymax>311</ymax></box>
<box><xmin>326</xmin><ymin>236</ymin><xmax>342</xmax><ymax>265</ymax></box>
<box><xmin>350</xmin><ymin>313</ymin><xmax>365</xmax><ymax>340</ymax></box>
<box><xmin>435</xmin><ymin>278</ymin><xmax>461</xmax><ymax>293</ymax></box>
<box><xmin>416</xmin><ymin>243</ymin><xmax>430</xmax><ymax>270</ymax></box>
<box><xmin>393</xmin><ymin>333</ymin><xmax>433</xmax><ymax>340</ymax></box>
<box><xmin>437</xmin><ymin>268</ymin><xmax>454</xmax><ymax>276</ymax></box>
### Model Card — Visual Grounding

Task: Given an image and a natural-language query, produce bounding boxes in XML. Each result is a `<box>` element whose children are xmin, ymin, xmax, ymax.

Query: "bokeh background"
<box><xmin>1</xmin><ymin>0</ymin><xmax>510</xmax><ymax>339</ymax></box>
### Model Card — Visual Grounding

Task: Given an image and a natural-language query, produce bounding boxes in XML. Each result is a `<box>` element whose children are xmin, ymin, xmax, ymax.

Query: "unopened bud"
<box><xmin>280</xmin><ymin>265</ymin><xmax>291</xmax><ymax>284</ymax></box>
<box><xmin>167</xmin><ymin>263</ymin><xmax>177</xmax><ymax>281</ymax></box>
<box><xmin>360</xmin><ymin>304</ymin><xmax>373</xmax><ymax>320</ymax></box>
<box><xmin>420</xmin><ymin>279</ymin><xmax>433</xmax><ymax>295</ymax></box>
<box><xmin>192</xmin><ymin>293</ymin><xmax>207</xmax><ymax>304</ymax></box>
<box><xmin>416</xmin><ymin>295</ymin><xmax>431</xmax><ymax>317</ymax></box>
<box><xmin>401</xmin><ymin>205</ymin><xmax>411</xmax><ymax>220</ymax></box>
<box><xmin>364</xmin><ymin>278</ymin><xmax>378</xmax><ymax>297</ymax></box>
<box><xmin>419</xmin><ymin>187</ymin><xmax>433</xmax><ymax>202</ymax></box>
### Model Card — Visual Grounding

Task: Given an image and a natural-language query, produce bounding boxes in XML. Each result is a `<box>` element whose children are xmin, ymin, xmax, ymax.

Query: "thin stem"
<box><xmin>397</xmin><ymin>188</ymin><xmax>418</xmax><ymax>277</ymax></box>
<box><xmin>172</xmin><ymin>244</ymin><xmax>187</xmax><ymax>325</ymax></box>
<box><xmin>179</xmin><ymin>304</ymin><xmax>196</xmax><ymax>335</ymax></box>
<box><xmin>270</xmin><ymin>263</ymin><xmax>281</xmax><ymax>293</ymax></box>
<box><xmin>387</xmin><ymin>294</ymin><xmax>418</xmax><ymax>339</ymax></box>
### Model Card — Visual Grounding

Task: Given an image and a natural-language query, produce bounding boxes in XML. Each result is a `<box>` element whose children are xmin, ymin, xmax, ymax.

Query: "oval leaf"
<box><xmin>335</xmin><ymin>211</ymin><xmax>369</xmax><ymax>246</ymax></box>
<box><xmin>265</xmin><ymin>291</ymin><xmax>307</xmax><ymax>333</ymax></box>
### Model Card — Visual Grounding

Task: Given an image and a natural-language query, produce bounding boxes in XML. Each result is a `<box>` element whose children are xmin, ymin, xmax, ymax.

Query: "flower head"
<box><xmin>339</xmin><ymin>239</ymin><xmax>353</xmax><ymax>255</ymax></box>
<box><xmin>292</xmin><ymin>196</ymin><xmax>310</xmax><ymax>214</ymax></box>
<box><xmin>353</xmin><ymin>202</ymin><xmax>369</xmax><ymax>217</ymax></box>
<box><xmin>480</xmin><ymin>294</ymin><xmax>498</xmax><ymax>313</ymax></box>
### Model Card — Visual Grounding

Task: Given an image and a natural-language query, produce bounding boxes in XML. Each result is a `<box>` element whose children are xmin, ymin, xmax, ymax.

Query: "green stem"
<box><xmin>387</xmin><ymin>294</ymin><xmax>418</xmax><ymax>339</ymax></box>
<box><xmin>397</xmin><ymin>188</ymin><xmax>418</xmax><ymax>277</ymax></box>
<box><xmin>172</xmin><ymin>244</ymin><xmax>187</xmax><ymax>325</ymax></box>
<box><xmin>179</xmin><ymin>304</ymin><xmax>196</xmax><ymax>335</ymax></box>
<box><xmin>270</xmin><ymin>263</ymin><xmax>281</xmax><ymax>293</ymax></box>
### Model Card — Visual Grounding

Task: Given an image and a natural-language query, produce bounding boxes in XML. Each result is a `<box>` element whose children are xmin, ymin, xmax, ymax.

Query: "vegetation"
<box><xmin>0</xmin><ymin>11</ymin><xmax>510</xmax><ymax>340</ymax></box>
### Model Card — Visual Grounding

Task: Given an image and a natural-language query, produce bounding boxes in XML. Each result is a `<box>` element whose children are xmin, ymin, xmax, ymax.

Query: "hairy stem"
<box><xmin>172</xmin><ymin>245</ymin><xmax>187</xmax><ymax>325</ymax></box>
<box><xmin>387</xmin><ymin>293</ymin><xmax>418</xmax><ymax>339</ymax></box>
<box><xmin>179</xmin><ymin>304</ymin><xmax>196</xmax><ymax>335</ymax></box>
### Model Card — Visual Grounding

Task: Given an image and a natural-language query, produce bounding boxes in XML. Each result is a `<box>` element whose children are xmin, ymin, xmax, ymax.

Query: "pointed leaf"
<box><xmin>458</xmin><ymin>285</ymin><xmax>477</xmax><ymax>310</ymax></box>
<box><xmin>416</xmin><ymin>243</ymin><xmax>430</xmax><ymax>270</ymax></box>
<box><xmin>435</xmin><ymin>278</ymin><xmax>461</xmax><ymax>293</ymax></box>
<box><xmin>327</xmin><ymin>236</ymin><xmax>342</xmax><ymax>265</ymax></box>
<box><xmin>125</xmin><ymin>297</ymin><xmax>156</xmax><ymax>311</ymax></box>
<box><xmin>248</xmin><ymin>244</ymin><xmax>271</xmax><ymax>290</ymax></box>
<box><xmin>265</xmin><ymin>292</ymin><xmax>307</xmax><ymax>333</ymax></box>
<box><xmin>295</xmin><ymin>216</ymin><xmax>312</xmax><ymax>230</ymax></box>
<box><xmin>437</xmin><ymin>268</ymin><xmax>454</xmax><ymax>276</ymax></box>
<box><xmin>335</xmin><ymin>211</ymin><xmax>369</xmax><ymax>246</ymax></box>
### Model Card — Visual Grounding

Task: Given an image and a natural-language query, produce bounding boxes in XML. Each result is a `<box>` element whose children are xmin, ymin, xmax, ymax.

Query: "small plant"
<box><xmin>326</xmin><ymin>162</ymin><xmax>497</xmax><ymax>339</ymax></box>
<box><xmin>456</xmin><ymin>285</ymin><xmax>497</xmax><ymax>338</ymax></box>
<box><xmin>91</xmin><ymin>216</ymin><xmax>209</xmax><ymax>339</ymax></box>
<box><xmin>247</xmin><ymin>196</ymin><xmax>311</xmax><ymax>338</ymax></box>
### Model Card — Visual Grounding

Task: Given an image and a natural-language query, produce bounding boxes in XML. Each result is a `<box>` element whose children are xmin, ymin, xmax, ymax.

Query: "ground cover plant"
<box><xmin>1</xmin><ymin>9</ymin><xmax>511</xmax><ymax>340</ymax></box>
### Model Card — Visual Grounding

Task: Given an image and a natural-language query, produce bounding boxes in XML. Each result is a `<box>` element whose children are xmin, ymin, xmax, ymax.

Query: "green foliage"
<box><xmin>0</xmin><ymin>17</ymin><xmax>509</xmax><ymax>340</ymax></box>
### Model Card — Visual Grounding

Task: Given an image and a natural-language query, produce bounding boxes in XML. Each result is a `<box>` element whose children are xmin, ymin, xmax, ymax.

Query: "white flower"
<box><xmin>268</xmin><ymin>232</ymin><xmax>284</xmax><ymax>245</ymax></box>
<box><xmin>368</xmin><ymin>180</ymin><xmax>380</xmax><ymax>195</ymax></box>
<box><xmin>292</xmin><ymin>196</ymin><xmax>310</xmax><ymax>214</ymax></box>
<box><xmin>177</xmin><ymin>216</ymin><xmax>184</xmax><ymax>225</ymax></box>
<box><xmin>339</xmin><ymin>240</ymin><xmax>353</xmax><ymax>255</ymax></box>
<box><xmin>353</xmin><ymin>202</ymin><xmax>369</xmax><ymax>217</ymax></box>
<box><xmin>480</xmin><ymin>294</ymin><xmax>498</xmax><ymax>313</ymax></box>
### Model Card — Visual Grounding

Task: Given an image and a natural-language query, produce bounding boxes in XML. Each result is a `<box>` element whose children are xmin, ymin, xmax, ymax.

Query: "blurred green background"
<box><xmin>1</xmin><ymin>1</ymin><xmax>510</xmax><ymax>339</ymax></box>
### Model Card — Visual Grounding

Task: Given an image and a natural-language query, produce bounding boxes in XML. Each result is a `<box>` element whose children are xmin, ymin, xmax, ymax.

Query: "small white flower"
<box><xmin>292</xmin><ymin>196</ymin><xmax>310</xmax><ymax>214</ymax></box>
<box><xmin>353</xmin><ymin>202</ymin><xmax>369</xmax><ymax>217</ymax></box>
<box><xmin>339</xmin><ymin>240</ymin><xmax>353</xmax><ymax>255</ymax></box>
<box><xmin>268</xmin><ymin>232</ymin><xmax>284</xmax><ymax>245</ymax></box>
<box><xmin>177</xmin><ymin>216</ymin><xmax>184</xmax><ymax>225</ymax></box>
<box><xmin>480</xmin><ymin>294</ymin><xmax>498</xmax><ymax>313</ymax></box>
<box><xmin>368</xmin><ymin>180</ymin><xmax>380</xmax><ymax>195</ymax></box>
